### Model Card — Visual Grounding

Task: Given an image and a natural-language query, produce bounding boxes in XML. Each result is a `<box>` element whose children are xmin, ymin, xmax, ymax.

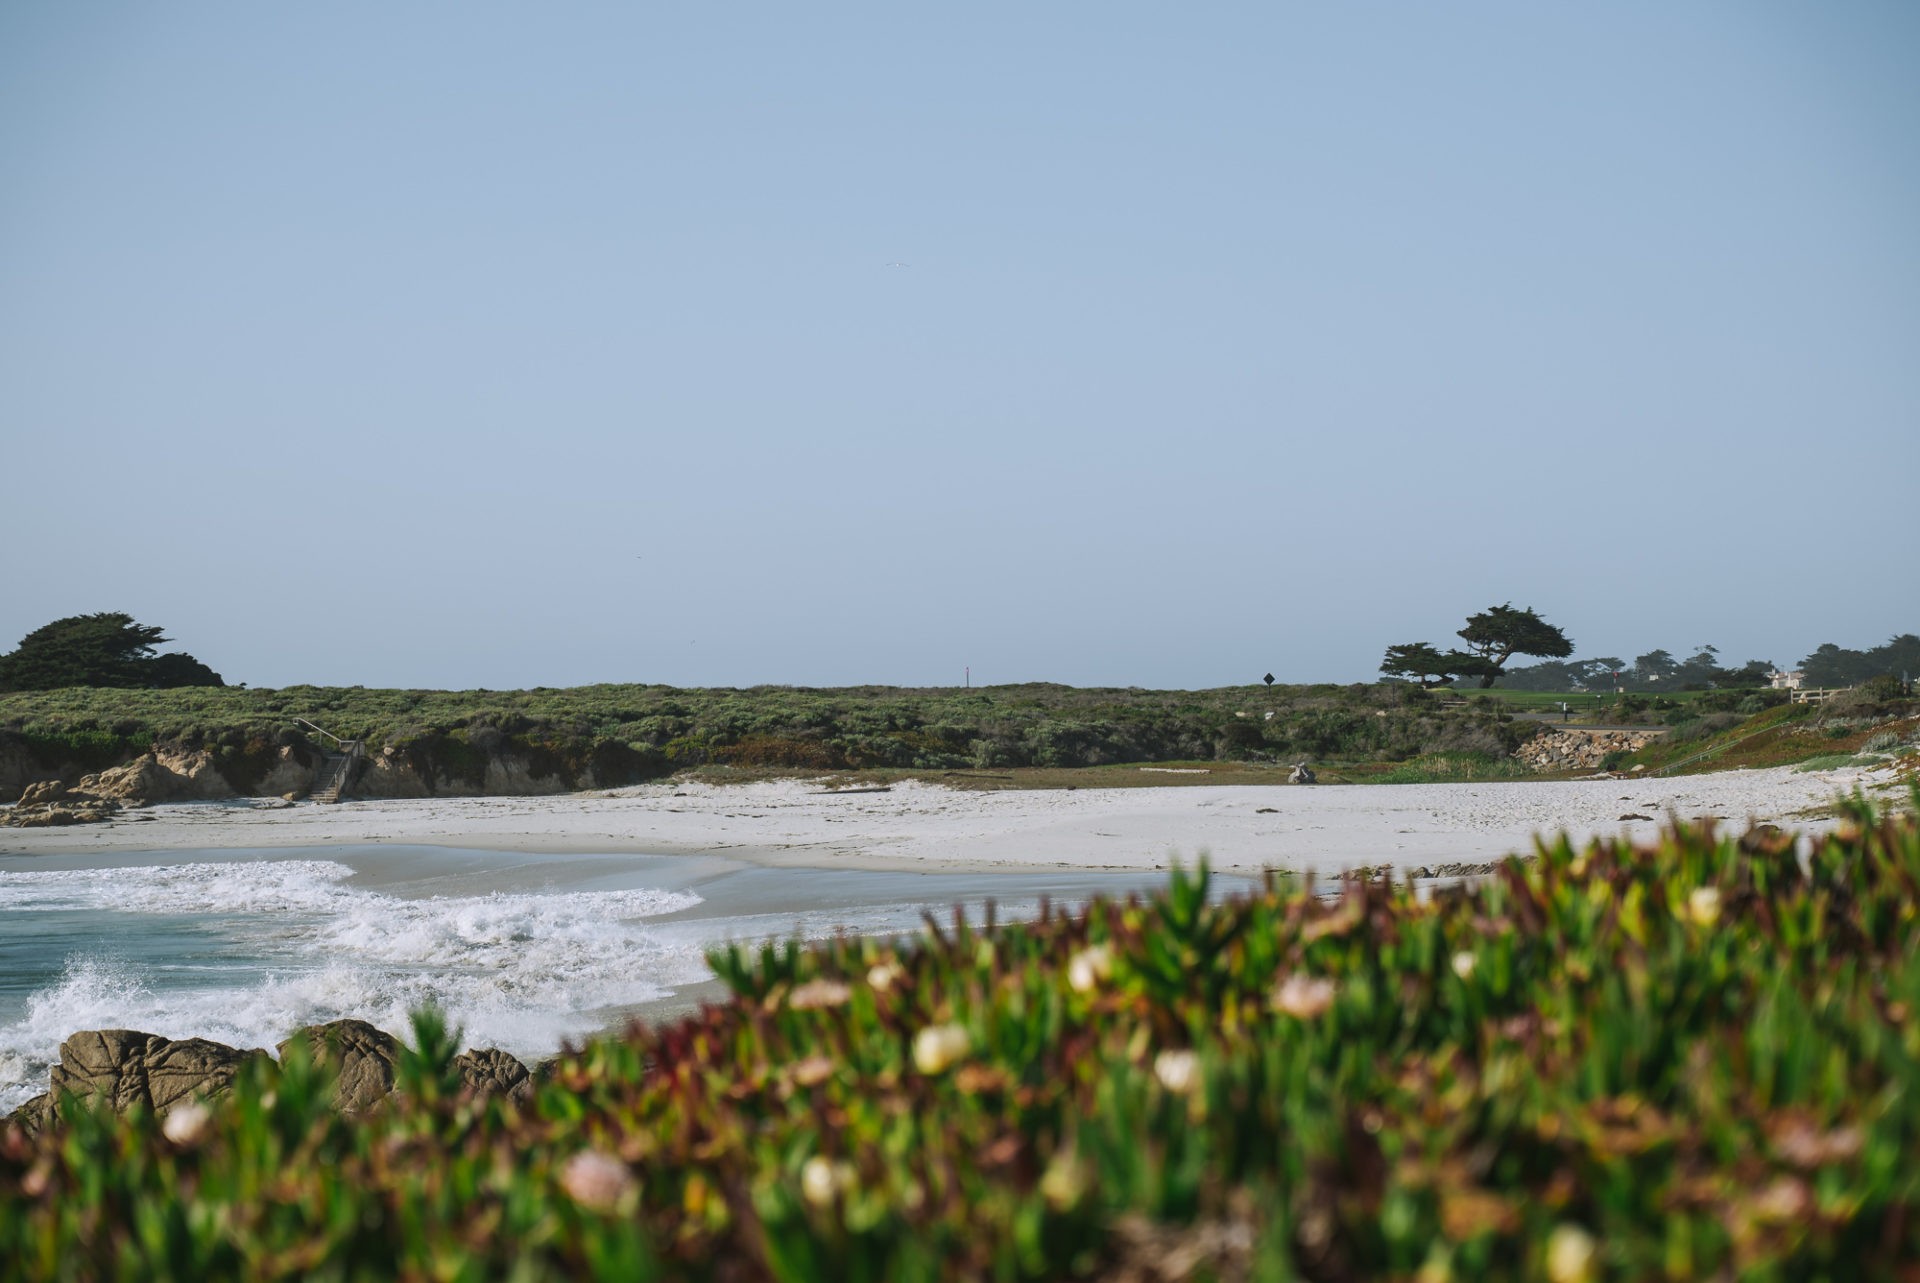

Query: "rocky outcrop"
<box><xmin>47</xmin><ymin>1029</ymin><xmax>269</xmax><ymax>1117</ymax></box>
<box><xmin>2</xmin><ymin>798</ymin><xmax>123</xmax><ymax>827</ymax></box>
<box><xmin>1</xmin><ymin>749</ymin><xmax>241</xmax><ymax>822</ymax></box>
<box><xmin>7</xmin><ymin>1093</ymin><xmax>52</xmax><ymax>1135</ymax></box>
<box><xmin>6</xmin><ymin>1022</ymin><xmax>537</xmax><ymax>1133</ymax></box>
<box><xmin>278</xmin><ymin>1020</ymin><xmax>402</xmax><ymax>1113</ymax></box>
<box><xmin>0</xmin><ymin>728</ymin><xmax>659</xmax><ymax>807</ymax></box>
<box><xmin>1</xmin><ymin>746</ymin><xmax>259</xmax><ymax>823</ymax></box>
<box><xmin>0</xmin><ymin>740</ymin><xmax>51</xmax><ymax>806</ymax></box>
<box><xmin>1518</xmin><ymin>729</ymin><xmax>1656</xmax><ymax>772</ymax></box>
<box><xmin>254</xmin><ymin>744</ymin><xmax>323</xmax><ymax>798</ymax></box>
<box><xmin>16</xmin><ymin>779</ymin><xmax>68</xmax><ymax>806</ymax></box>
<box><xmin>84</xmin><ymin>749</ymin><xmax>237</xmax><ymax>804</ymax></box>
<box><xmin>456</xmin><ymin>1048</ymin><xmax>534</xmax><ymax>1102</ymax></box>
<box><xmin>352</xmin><ymin>748</ymin><xmax>571</xmax><ymax>800</ymax></box>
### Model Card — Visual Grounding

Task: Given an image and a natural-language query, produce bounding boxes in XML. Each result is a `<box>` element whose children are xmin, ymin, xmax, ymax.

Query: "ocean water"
<box><xmin>0</xmin><ymin>845</ymin><xmax>1204</xmax><ymax>1112</ymax></box>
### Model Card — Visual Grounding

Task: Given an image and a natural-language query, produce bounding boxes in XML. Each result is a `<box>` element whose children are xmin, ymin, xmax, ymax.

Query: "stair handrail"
<box><xmin>294</xmin><ymin>718</ymin><xmax>360</xmax><ymax>752</ymax></box>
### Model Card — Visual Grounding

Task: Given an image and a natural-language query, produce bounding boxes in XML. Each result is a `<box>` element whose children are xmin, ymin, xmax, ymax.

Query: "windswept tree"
<box><xmin>0</xmin><ymin>612</ymin><xmax>224</xmax><ymax>692</ymax></box>
<box><xmin>1378</xmin><ymin>642</ymin><xmax>1486</xmax><ymax>688</ymax></box>
<box><xmin>1455</xmin><ymin>604</ymin><xmax>1573</xmax><ymax>689</ymax></box>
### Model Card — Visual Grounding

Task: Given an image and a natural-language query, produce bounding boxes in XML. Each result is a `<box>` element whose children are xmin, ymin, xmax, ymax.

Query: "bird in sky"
<box><xmin>885</xmin><ymin>261</ymin><xmax>910</xmax><ymax>268</ymax></box>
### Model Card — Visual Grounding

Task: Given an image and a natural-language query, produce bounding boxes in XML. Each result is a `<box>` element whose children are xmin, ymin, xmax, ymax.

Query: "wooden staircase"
<box><xmin>295</xmin><ymin>719</ymin><xmax>363</xmax><ymax>805</ymax></box>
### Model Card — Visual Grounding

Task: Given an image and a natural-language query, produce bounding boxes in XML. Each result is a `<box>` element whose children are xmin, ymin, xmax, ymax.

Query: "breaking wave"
<box><xmin>0</xmin><ymin>860</ymin><xmax>705</xmax><ymax>1112</ymax></box>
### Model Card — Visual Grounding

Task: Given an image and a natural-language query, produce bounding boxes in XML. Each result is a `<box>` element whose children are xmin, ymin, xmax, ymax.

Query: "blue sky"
<box><xmin>2</xmin><ymin>3</ymin><xmax>1914</xmax><ymax>689</ymax></box>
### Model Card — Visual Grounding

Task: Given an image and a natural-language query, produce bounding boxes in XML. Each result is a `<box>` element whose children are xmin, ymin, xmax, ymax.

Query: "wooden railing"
<box><xmin>294</xmin><ymin>719</ymin><xmax>364</xmax><ymax>804</ymax></box>
<box><xmin>1788</xmin><ymin>688</ymin><xmax>1849</xmax><ymax>705</ymax></box>
<box><xmin>294</xmin><ymin>718</ymin><xmax>357</xmax><ymax>748</ymax></box>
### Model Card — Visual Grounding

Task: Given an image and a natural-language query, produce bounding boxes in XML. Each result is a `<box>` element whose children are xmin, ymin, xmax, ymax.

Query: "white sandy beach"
<box><xmin>0</xmin><ymin>764</ymin><xmax>1882</xmax><ymax>874</ymax></box>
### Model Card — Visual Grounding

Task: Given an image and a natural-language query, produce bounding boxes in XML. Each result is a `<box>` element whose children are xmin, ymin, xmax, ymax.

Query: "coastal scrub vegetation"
<box><xmin>0</xmin><ymin>681</ymin><xmax>1542</xmax><ymax>795</ymax></box>
<box><xmin>5</xmin><ymin>795</ymin><xmax>1919</xmax><ymax>1279</ymax></box>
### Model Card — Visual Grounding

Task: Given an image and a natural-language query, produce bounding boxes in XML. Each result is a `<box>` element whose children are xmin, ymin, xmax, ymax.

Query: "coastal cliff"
<box><xmin>0</xmin><ymin>731</ymin><xmax>657</xmax><ymax>817</ymax></box>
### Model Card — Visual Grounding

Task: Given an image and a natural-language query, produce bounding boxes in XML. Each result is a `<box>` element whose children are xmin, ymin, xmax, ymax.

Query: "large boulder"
<box><xmin>455</xmin><ymin>1048</ymin><xmax>534</xmax><ymax>1102</ymax></box>
<box><xmin>16</xmin><ymin>779</ymin><xmax>67</xmax><ymax>806</ymax></box>
<box><xmin>47</xmin><ymin>1029</ymin><xmax>267</xmax><ymax>1117</ymax></box>
<box><xmin>278</xmin><ymin>1019</ymin><xmax>402</xmax><ymax>1113</ymax></box>
<box><xmin>74</xmin><ymin>750</ymin><xmax>235</xmax><ymax>806</ymax></box>
<box><xmin>1289</xmin><ymin>763</ymin><xmax>1317</xmax><ymax>785</ymax></box>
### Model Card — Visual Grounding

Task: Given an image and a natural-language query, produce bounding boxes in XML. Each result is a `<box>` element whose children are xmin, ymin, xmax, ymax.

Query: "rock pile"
<box><xmin>7</xmin><ymin>1021</ymin><xmax>536</xmax><ymax>1134</ymax></box>
<box><xmin>1518</xmin><ymin>729</ymin><xmax>1656</xmax><ymax>772</ymax></box>
<box><xmin>2</xmin><ymin>748</ymin><xmax>246</xmax><ymax>827</ymax></box>
<box><xmin>2</xmin><ymin>779</ymin><xmax>123</xmax><ymax>827</ymax></box>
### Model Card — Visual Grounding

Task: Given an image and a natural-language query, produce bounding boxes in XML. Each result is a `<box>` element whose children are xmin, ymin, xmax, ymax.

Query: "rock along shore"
<box><xmin>6</xmin><ymin>1020</ymin><xmax>535</xmax><ymax>1135</ymax></box>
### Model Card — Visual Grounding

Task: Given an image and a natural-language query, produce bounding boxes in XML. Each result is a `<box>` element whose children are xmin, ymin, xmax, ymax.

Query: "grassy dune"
<box><xmin>6</xmin><ymin>793</ymin><xmax>1919</xmax><ymax>1280</ymax></box>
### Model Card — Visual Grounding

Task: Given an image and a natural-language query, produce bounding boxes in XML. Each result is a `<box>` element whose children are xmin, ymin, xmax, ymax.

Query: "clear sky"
<box><xmin>2</xmin><ymin>3</ymin><xmax>1914</xmax><ymax>690</ymax></box>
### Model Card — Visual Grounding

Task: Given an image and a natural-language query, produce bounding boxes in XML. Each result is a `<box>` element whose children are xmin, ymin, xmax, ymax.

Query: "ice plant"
<box><xmin>4</xmin><ymin>794</ymin><xmax>1917</xmax><ymax>1282</ymax></box>
<box><xmin>1687</xmin><ymin>885</ymin><xmax>1722</xmax><ymax>927</ymax></box>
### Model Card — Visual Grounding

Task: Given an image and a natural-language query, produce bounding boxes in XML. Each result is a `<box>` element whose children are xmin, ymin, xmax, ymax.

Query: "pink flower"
<box><xmin>1272</xmin><ymin>974</ymin><xmax>1337</xmax><ymax>1019</ymax></box>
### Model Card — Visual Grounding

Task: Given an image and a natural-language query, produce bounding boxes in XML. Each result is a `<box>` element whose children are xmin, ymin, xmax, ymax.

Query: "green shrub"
<box><xmin>1666</xmin><ymin>712</ymin><xmax>1743</xmax><ymax>743</ymax></box>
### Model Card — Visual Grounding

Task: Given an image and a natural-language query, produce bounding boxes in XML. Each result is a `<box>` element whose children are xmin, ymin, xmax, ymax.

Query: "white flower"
<box><xmin>1687</xmin><ymin>886</ymin><xmax>1722</xmax><ymax>927</ymax></box>
<box><xmin>560</xmin><ymin>1151</ymin><xmax>636</xmax><ymax>1212</ymax></box>
<box><xmin>1450</xmin><ymin>951</ymin><xmax>1477</xmax><ymax>981</ymax></box>
<box><xmin>866</xmin><ymin>961</ymin><xmax>904</xmax><ymax>991</ymax></box>
<box><xmin>1544</xmin><ymin>1224</ymin><xmax>1598</xmax><ymax>1283</ymax></box>
<box><xmin>1067</xmin><ymin>944</ymin><xmax>1114</xmax><ymax>993</ymax></box>
<box><xmin>1272</xmin><ymin>974</ymin><xmax>1337</xmax><ymax>1019</ymax></box>
<box><xmin>912</xmin><ymin>1023</ymin><xmax>971</xmax><ymax>1075</ymax></box>
<box><xmin>800</xmin><ymin>1155</ymin><xmax>857</xmax><ymax>1209</ymax></box>
<box><xmin>1153</xmin><ymin>1049</ymin><xmax>1200</xmax><ymax>1095</ymax></box>
<box><xmin>161</xmin><ymin>1101</ymin><xmax>212</xmax><ymax>1146</ymax></box>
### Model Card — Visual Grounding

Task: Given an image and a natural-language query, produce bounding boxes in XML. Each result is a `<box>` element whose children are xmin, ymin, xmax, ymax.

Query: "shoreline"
<box><xmin>2</xmin><ymin>764</ymin><xmax>1892</xmax><ymax>1115</ymax></box>
<box><xmin>1</xmin><ymin>765</ymin><xmax>1884</xmax><ymax>876</ymax></box>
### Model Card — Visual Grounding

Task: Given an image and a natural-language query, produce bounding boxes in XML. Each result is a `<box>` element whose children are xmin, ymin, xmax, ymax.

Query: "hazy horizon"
<box><xmin>4</xmin><ymin>3</ymin><xmax>1915</xmax><ymax>690</ymax></box>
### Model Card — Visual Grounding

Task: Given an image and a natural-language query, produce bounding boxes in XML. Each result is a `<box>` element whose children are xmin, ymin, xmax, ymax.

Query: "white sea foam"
<box><xmin>0</xmin><ymin>860</ymin><xmax>706</xmax><ymax>1112</ymax></box>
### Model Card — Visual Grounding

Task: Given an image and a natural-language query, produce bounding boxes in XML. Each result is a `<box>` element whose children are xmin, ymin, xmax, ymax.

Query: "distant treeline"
<box><xmin>0</xmin><ymin>682</ymin><xmax>1543</xmax><ymax>787</ymax></box>
<box><xmin>1496</xmin><ymin>633</ymin><xmax>1918</xmax><ymax>693</ymax></box>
